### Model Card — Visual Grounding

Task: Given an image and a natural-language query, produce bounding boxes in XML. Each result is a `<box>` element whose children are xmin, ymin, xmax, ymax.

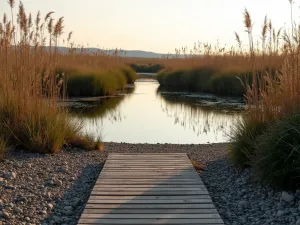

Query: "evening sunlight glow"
<box><xmin>0</xmin><ymin>0</ymin><xmax>297</xmax><ymax>52</ymax></box>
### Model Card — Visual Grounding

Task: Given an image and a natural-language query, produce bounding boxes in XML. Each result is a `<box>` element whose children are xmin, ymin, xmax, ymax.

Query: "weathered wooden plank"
<box><xmin>96</xmin><ymin>178</ymin><xmax>203</xmax><ymax>181</ymax></box>
<box><xmin>106</xmin><ymin>158</ymin><xmax>190</xmax><ymax>160</ymax></box>
<box><xmin>93</xmin><ymin>185</ymin><xmax>206</xmax><ymax>188</ymax></box>
<box><xmin>78</xmin><ymin>218</ymin><xmax>224</xmax><ymax>224</ymax></box>
<box><xmin>80</xmin><ymin>213</ymin><xmax>220</xmax><ymax>219</ymax></box>
<box><xmin>103</xmin><ymin>165</ymin><xmax>193</xmax><ymax>168</ymax></box>
<box><xmin>106</xmin><ymin>161</ymin><xmax>191</xmax><ymax>163</ymax></box>
<box><xmin>105</xmin><ymin>161</ymin><xmax>191</xmax><ymax>163</ymax></box>
<box><xmin>102</xmin><ymin>169</ymin><xmax>195</xmax><ymax>172</ymax></box>
<box><xmin>91</xmin><ymin>191</ymin><xmax>209</xmax><ymax>196</ymax></box>
<box><xmin>82</xmin><ymin>208</ymin><xmax>219</xmax><ymax>214</ymax></box>
<box><xmin>87</xmin><ymin>199</ymin><xmax>212</xmax><ymax>204</ymax></box>
<box><xmin>100</xmin><ymin>171</ymin><xmax>197</xmax><ymax>174</ymax></box>
<box><xmin>99</xmin><ymin>173</ymin><xmax>197</xmax><ymax>177</ymax></box>
<box><xmin>85</xmin><ymin>203</ymin><xmax>215</xmax><ymax>209</ymax></box>
<box><xmin>98</xmin><ymin>176</ymin><xmax>199</xmax><ymax>178</ymax></box>
<box><xmin>92</xmin><ymin>187</ymin><xmax>207</xmax><ymax>191</ymax></box>
<box><xmin>98</xmin><ymin>177</ymin><xmax>199</xmax><ymax>180</ymax></box>
<box><xmin>96</xmin><ymin>180</ymin><xmax>204</xmax><ymax>185</ymax></box>
<box><xmin>88</xmin><ymin>195</ymin><xmax>211</xmax><ymax>200</ymax></box>
<box><xmin>109</xmin><ymin>153</ymin><xmax>188</xmax><ymax>155</ymax></box>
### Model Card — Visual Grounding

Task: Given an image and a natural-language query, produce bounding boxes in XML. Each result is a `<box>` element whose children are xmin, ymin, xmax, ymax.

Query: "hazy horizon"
<box><xmin>0</xmin><ymin>0</ymin><xmax>298</xmax><ymax>54</ymax></box>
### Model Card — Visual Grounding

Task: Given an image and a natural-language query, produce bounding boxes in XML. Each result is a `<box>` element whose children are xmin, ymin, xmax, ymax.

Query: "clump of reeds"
<box><xmin>229</xmin><ymin>3</ymin><xmax>300</xmax><ymax>189</ymax></box>
<box><xmin>0</xmin><ymin>1</ymin><xmax>99</xmax><ymax>155</ymax></box>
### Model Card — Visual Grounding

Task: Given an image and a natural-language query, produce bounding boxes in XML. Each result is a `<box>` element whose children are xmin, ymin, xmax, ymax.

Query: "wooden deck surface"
<box><xmin>78</xmin><ymin>153</ymin><xmax>224</xmax><ymax>225</ymax></box>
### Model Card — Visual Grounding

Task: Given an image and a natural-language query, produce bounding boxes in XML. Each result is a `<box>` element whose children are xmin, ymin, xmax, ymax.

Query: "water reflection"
<box><xmin>156</xmin><ymin>90</ymin><xmax>243</xmax><ymax>141</ymax></box>
<box><xmin>68</xmin><ymin>79</ymin><xmax>244</xmax><ymax>144</ymax></box>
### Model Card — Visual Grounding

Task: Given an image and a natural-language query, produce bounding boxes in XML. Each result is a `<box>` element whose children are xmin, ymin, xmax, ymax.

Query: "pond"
<box><xmin>68</xmin><ymin>79</ymin><xmax>244</xmax><ymax>144</ymax></box>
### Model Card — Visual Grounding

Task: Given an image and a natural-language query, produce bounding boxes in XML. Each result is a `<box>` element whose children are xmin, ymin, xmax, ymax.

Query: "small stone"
<box><xmin>47</xmin><ymin>203</ymin><xmax>54</xmax><ymax>210</ymax></box>
<box><xmin>72</xmin><ymin>197</ymin><xmax>81</xmax><ymax>207</ymax></box>
<box><xmin>44</xmin><ymin>192</ymin><xmax>51</xmax><ymax>199</ymax></box>
<box><xmin>23</xmin><ymin>162</ymin><xmax>32</xmax><ymax>168</ymax></box>
<box><xmin>238</xmin><ymin>200</ymin><xmax>248</xmax><ymax>207</ymax></box>
<box><xmin>41</xmin><ymin>210</ymin><xmax>47</xmax><ymax>215</ymax></box>
<box><xmin>63</xmin><ymin>206</ymin><xmax>73</xmax><ymax>211</ymax></box>
<box><xmin>54</xmin><ymin>179</ymin><xmax>62</xmax><ymax>186</ymax></box>
<box><xmin>277</xmin><ymin>210</ymin><xmax>287</xmax><ymax>217</ymax></box>
<box><xmin>25</xmin><ymin>217</ymin><xmax>30</xmax><ymax>221</ymax></box>
<box><xmin>4</xmin><ymin>185</ymin><xmax>16</xmax><ymax>190</ymax></box>
<box><xmin>296</xmin><ymin>219</ymin><xmax>300</xmax><ymax>225</ymax></box>
<box><xmin>4</xmin><ymin>172</ymin><xmax>17</xmax><ymax>180</ymax></box>
<box><xmin>281</xmin><ymin>191</ymin><xmax>294</xmax><ymax>202</ymax></box>
<box><xmin>2</xmin><ymin>212</ymin><xmax>10</xmax><ymax>219</ymax></box>
<box><xmin>65</xmin><ymin>210</ymin><xmax>73</xmax><ymax>216</ymax></box>
<box><xmin>14</xmin><ymin>207</ymin><xmax>23</xmax><ymax>214</ymax></box>
<box><xmin>57</xmin><ymin>165</ymin><xmax>68</xmax><ymax>173</ymax></box>
<box><xmin>53</xmin><ymin>216</ymin><xmax>61</xmax><ymax>223</ymax></box>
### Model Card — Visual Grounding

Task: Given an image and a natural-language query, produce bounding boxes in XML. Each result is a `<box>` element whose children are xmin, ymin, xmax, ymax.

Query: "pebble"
<box><xmin>2</xmin><ymin>212</ymin><xmax>10</xmax><ymax>219</ymax></box>
<box><xmin>4</xmin><ymin>185</ymin><xmax>16</xmax><ymax>190</ymax></box>
<box><xmin>4</xmin><ymin>172</ymin><xmax>17</xmax><ymax>180</ymax></box>
<box><xmin>54</xmin><ymin>179</ymin><xmax>63</xmax><ymax>187</ymax></box>
<box><xmin>14</xmin><ymin>207</ymin><xmax>23</xmax><ymax>214</ymax></box>
<box><xmin>281</xmin><ymin>191</ymin><xmax>295</xmax><ymax>203</ymax></box>
<box><xmin>47</xmin><ymin>203</ymin><xmax>54</xmax><ymax>210</ymax></box>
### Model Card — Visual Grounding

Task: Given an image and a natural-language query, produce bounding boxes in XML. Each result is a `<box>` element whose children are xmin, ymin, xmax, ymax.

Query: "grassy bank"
<box><xmin>62</xmin><ymin>66</ymin><xmax>137</xmax><ymax>97</ymax></box>
<box><xmin>157</xmin><ymin>68</ymin><xmax>251</xmax><ymax>96</ymax></box>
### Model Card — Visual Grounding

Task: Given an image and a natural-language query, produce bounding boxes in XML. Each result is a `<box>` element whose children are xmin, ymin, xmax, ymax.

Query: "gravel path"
<box><xmin>0</xmin><ymin>142</ymin><xmax>299</xmax><ymax>225</ymax></box>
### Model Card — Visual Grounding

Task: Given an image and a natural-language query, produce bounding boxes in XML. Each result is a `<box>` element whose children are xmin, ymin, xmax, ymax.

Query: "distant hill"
<box><xmin>51</xmin><ymin>46</ymin><xmax>175</xmax><ymax>58</ymax></box>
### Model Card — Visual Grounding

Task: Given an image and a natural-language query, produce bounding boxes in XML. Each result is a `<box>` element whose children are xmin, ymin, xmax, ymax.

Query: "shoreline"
<box><xmin>0</xmin><ymin>142</ymin><xmax>299</xmax><ymax>225</ymax></box>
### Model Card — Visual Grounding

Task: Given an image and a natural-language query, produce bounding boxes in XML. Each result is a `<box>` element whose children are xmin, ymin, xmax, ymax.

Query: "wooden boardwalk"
<box><xmin>78</xmin><ymin>153</ymin><xmax>224</xmax><ymax>225</ymax></box>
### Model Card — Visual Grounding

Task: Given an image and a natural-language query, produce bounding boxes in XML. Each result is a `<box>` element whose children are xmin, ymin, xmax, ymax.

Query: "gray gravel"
<box><xmin>0</xmin><ymin>142</ymin><xmax>299</xmax><ymax>225</ymax></box>
<box><xmin>201</xmin><ymin>159</ymin><xmax>300</xmax><ymax>225</ymax></box>
<box><xmin>0</xmin><ymin>148</ymin><xmax>106</xmax><ymax>225</ymax></box>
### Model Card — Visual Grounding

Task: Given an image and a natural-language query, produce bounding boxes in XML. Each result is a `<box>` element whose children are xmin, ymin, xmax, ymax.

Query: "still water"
<box><xmin>69</xmin><ymin>79</ymin><xmax>244</xmax><ymax>144</ymax></box>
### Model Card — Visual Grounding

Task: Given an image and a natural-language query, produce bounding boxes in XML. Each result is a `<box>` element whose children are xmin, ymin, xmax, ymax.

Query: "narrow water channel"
<box><xmin>69</xmin><ymin>79</ymin><xmax>244</xmax><ymax>144</ymax></box>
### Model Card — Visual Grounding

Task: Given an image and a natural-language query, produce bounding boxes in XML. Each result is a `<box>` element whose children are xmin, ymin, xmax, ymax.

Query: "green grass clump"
<box><xmin>254</xmin><ymin>114</ymin><xmax>300</xmax><ymax>189</ymax></box>
<box><xmin>120</xmin><ymin>66</ymin><xmax>138</xmax><ymax>84</ymax></box>
<box><xmin>156</xmin><ymin>69</ymin><xmax>170</xmax><ymax>85</ymax></box>
<box><xmin>230</xmin><ymin>113</ymin><xmax>300</xmax><ymax>189</ymax></box>
<box><xmin>187</xmin><ymin>67</ymin><xmax>216</xmax><ymax>92</ymax></box>
<box><xmin>66</xmin><ymin>133</ymin><xmax>104</xmax><ymax>152</ymax></box>
<box><xmin>66</xmin><ymin>68</ymin><xmax>132</xmax><ymax>97</ymax></box>
<box><xmin>16</xmin><ymin>112</ymin><xmax>79</xmax><ymax>153</ymax></box>
<box><xmin>211</xmin><ymin>71</ymin><xmax>250</xmax><ymax>96</ymax></box>
<box><xmin>0</xmin><ymin>97</ymin><xmax>82</xmax><ymax>154</ymax></box>
<box><xmin>157</xmin><ymin>67</ymin><xmax>247</xmax><ymax>96</ymax></box>
<box><xmin>229</xmin><ymin>119</ymin><xmax>267</xmax><ymax>168</ymax></box>
<box><xmin>65</xmin><ymin>67</ymin><xmax>137</xmax><ymax>97</ymax></box>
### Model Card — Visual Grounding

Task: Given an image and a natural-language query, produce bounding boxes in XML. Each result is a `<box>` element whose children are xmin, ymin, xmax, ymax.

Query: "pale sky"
<box><xmin>0</xmin><ymin>0</ymin><xmax>298</xmax><ymax>53</ymax></box>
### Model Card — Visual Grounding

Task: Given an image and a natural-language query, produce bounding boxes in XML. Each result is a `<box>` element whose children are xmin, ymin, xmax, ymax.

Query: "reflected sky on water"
<box><xmin>69</xmin><ymin>79</ymin><xmax>244</xmax><ymax>144</ymax></box>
